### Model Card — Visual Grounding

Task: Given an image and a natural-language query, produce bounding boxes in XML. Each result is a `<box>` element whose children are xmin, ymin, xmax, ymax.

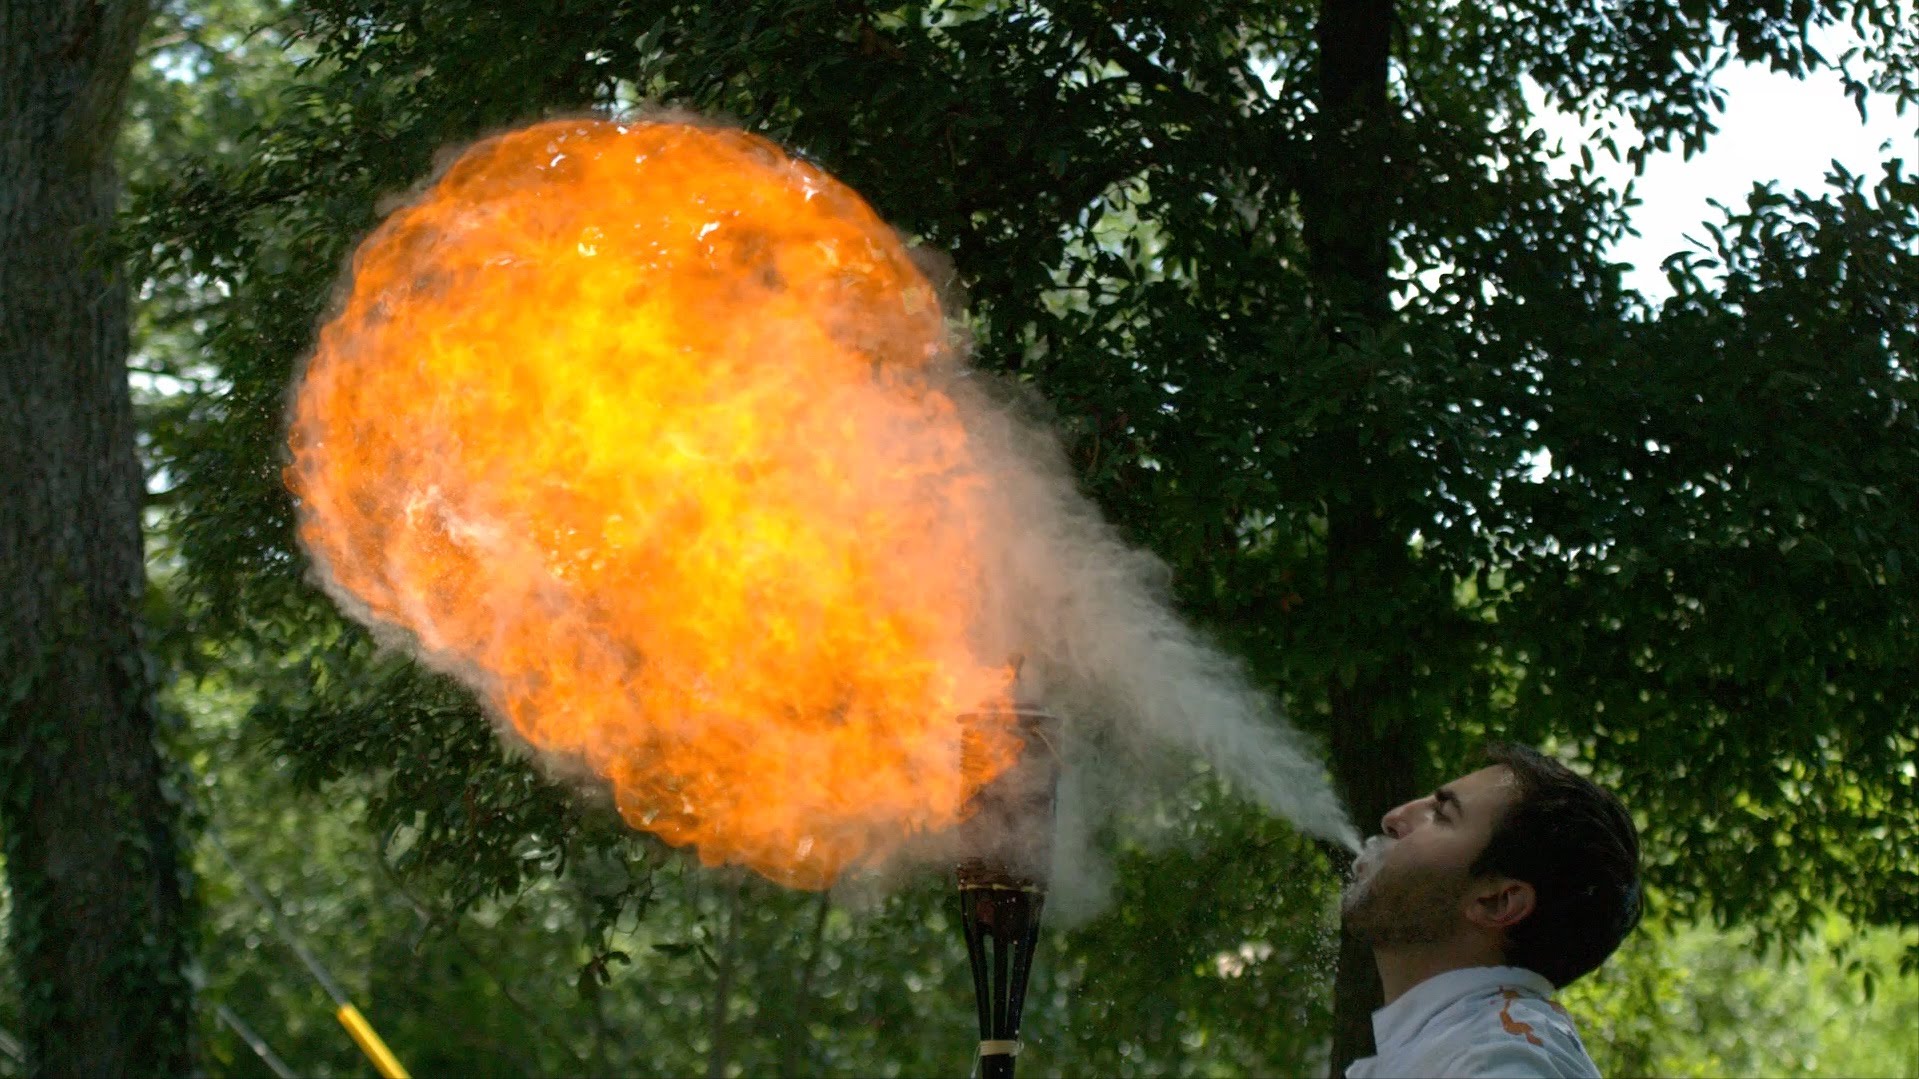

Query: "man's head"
<box><xmin>1340</xmin><ymin>743</ymin><xmax>1642</xmax><ymax>988</ymax></box>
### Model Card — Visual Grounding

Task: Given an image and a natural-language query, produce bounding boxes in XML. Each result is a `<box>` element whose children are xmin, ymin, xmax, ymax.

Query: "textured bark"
<box><xmin>1301</xmin><ymin>2</ymin><xmax>1416</xmax><ymax>1075</ymax></box>
<box><xmin>0</xmin><ymin>1</ymin><xmax>189</xmax><ymax>1074</ymax></box>
<box><xmin>778</xmin><ymin>891</ymin><xmax>833</xmax><ymax>1077</ymax></box>
<box><xmin>1306</xmin><ymin>0</ymin><xmax>1394</xmax><ymax>321</ymax></box>
<box><xmin>1326</xmin><ymin>616</ymin><xmax>1418</xmax><ymax>1076</ymax></box>
<box><xmin>704</xmin><ymin>880</ymin><xmax>743</xmax><ymax>1079</ymax></box>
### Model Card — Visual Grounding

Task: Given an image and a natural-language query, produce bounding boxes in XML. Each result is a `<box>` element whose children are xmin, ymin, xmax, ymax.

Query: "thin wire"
<box><xmin>2</xmin><ymin>1000</ymin><xmax>295</xmax><ymax>1077</ymax></box>
<box><xmin>211</xmin><ymin>1000</ymin><xmax>298</xmax><ymax>1079</ymax></box>
<box><xmin>207</xmin><ymin>829</ymin><xmax>352</xmax><ymax>1006</ymax></box>
<box><xmin>186</xmin><ymin>960</ymin><xmax>299</xmax><ymax>1079</ymax></box>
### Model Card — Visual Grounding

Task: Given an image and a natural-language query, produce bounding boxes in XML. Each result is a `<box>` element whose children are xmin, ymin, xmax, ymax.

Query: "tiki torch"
<box><xmin>956</xmin><ymin>703</ymin><xmax>1061</xmax><ymax>1079</ymax></box>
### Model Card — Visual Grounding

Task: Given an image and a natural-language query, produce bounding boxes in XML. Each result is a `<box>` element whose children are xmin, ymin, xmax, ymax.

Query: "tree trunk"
<box><xmin>704</xmin><ymin>879</ymin><xmax>743</xmax><ymax>1079</ymax></box>
<box><xmin>1307</xmin><ymin>0</ymin><xmax>1394</xmax><ymax>322</ymax></box>
<box><xmin>777</xmin><ymin>891</ymin><xmax>832</xmax><ymax>1077</ymax></box>
<box><xmin>1326</xmin><ymin>598</ymin><xmax>1418</xmax><ymax>1076</ymax></box>
<box><xmin>0</xmin><ymin>1</ymin><xmax>189</xmax><ymax>1074</ymax></box>
<box><xmin>1301</xmin><ymin>2</ymin><xmax>1416</xmax><ymax>1076</ymax></box>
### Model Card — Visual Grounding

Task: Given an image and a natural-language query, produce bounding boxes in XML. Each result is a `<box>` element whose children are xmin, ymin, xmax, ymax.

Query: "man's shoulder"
<box><xmin>1428</xmin><ymin>986</ymin><xmax>1600</xmax><ymax>1078</ymax></box>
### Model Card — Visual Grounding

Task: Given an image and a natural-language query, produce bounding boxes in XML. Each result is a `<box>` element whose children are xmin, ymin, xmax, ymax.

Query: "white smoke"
<box><xmin>919</xmin><ymin>363</ymin><xmax>1361</xmax><ymax>916</ymax></box>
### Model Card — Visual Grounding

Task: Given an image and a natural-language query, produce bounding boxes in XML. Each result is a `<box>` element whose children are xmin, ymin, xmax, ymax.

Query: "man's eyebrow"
<box><xmin>1433</xmin><ymin>787</ymin><xmax>1463</xmax><ymax>817</ymax></box>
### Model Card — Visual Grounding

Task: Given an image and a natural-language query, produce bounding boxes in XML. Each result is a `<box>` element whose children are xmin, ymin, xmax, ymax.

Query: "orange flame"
<box><xmin>286</xmin><ymin>118</ymin><xmax>1018</xmax><ymax>888</ymax></box>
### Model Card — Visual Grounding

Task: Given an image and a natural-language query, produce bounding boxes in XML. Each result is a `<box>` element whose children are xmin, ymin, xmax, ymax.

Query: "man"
<box><xmin>1342</xmin><ymin>743</ymin><xmax>1642</xmax><ymax>1078</ymax></box>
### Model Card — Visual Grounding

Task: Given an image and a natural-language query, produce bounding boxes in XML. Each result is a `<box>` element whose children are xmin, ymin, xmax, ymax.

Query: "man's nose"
<box><xmin>1380</xmin><ymin>794</ymin><xmax>1428</xmax><ymax>838</ymax></box>
<box><xmin>1380</xmin><ymin>799</ymin><xmax>1413</xmax><ymax>839</ymax></box>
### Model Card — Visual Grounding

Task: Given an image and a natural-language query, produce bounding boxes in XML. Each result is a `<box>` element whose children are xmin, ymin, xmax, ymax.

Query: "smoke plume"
<box><xmin>936</xmin><ymin>370</ymin><xmax>1361</xmax><ymax>914</ymax></box>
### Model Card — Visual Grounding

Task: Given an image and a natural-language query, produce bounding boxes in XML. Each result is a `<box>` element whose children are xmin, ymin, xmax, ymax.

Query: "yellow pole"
<box><xmin>336</xmin><ymin>1003</ymin><xmax>411</xmax><ymax>1079</ymax></box>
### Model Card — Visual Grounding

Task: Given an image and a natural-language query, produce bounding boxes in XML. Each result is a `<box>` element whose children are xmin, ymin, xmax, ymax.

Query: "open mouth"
<box><xmin>1351</xmin><ymin>835</ymin><xmax>1393</xmax><ymax>881</ymax></box>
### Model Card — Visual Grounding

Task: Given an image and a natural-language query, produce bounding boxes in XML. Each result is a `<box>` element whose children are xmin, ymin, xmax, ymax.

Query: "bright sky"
<box><xmin>1532</xmin><ymin>35</ymin><xmax>1916</xmax><ymax>299</ymax></box>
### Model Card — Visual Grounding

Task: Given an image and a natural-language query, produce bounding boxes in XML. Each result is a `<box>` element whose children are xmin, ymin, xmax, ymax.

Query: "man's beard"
<box><xmin>1341</xmin><ymin>857</ymin><xmax>1471</xmax><ymax>947</ymax></box>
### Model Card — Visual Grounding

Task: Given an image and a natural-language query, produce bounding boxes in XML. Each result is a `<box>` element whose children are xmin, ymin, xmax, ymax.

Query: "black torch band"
<box><xmin>956</xmin><ymin>706</ymin><xmax>1060</xmax><ymax>1079</ymax></box>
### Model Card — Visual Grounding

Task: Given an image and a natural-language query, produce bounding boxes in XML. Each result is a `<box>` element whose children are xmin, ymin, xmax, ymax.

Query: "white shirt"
<box><xmin>1345</xmin><ymin>966</ymin><xmax>1602</xmax><ymax>1079</ymax></box>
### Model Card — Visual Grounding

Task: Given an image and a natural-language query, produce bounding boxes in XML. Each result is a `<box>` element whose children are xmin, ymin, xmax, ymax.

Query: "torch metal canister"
<box><xmin>956</xmin><ymin>705</ymin><xmax>1061</xmax><ymax>1079</ymax></box>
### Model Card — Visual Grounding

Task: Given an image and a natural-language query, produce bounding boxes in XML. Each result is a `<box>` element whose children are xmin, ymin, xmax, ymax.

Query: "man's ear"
<box><xmin>1466</xmin><ymin>878</ymin><xmax>1535</xmax><ymax>931</ymax></box>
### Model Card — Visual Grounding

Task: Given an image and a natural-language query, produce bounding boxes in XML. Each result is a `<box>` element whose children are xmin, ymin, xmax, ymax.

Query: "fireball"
<box><xmin>286</xmin><ymin>118</ymin><xmax>1016</xmax><ymax>887</ymax></box>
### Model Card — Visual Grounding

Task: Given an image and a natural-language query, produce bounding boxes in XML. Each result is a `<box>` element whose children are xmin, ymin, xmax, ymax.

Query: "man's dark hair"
<box><xmin>1472</xmin><ymin>743</ymin><xmax>1642</xmax><ymax>988</ymax></box>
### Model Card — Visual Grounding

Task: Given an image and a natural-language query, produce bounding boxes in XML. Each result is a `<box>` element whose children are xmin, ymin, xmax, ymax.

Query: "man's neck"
<box><xmin>1373</xmin><ymin>941</ymin><xmax>1508</xmax><ymax>1006</ymax></box>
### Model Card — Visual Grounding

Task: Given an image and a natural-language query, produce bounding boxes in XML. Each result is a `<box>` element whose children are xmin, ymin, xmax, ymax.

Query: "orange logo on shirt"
<box><xmin>1497</xmin><ymin>989</ymin><xmax>1545</xmax><ymax>1047</ymax></box>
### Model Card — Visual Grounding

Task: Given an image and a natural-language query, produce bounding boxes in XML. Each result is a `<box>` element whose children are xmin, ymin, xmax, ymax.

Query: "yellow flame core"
<box><xmin>287</xmin><ymin>119</ymin><xmax>1015</xmax><ymax>888</ymax></box>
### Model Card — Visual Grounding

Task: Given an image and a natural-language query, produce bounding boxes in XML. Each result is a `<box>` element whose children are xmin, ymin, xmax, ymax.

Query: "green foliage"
<box><xmin>1495</xmin><ymin>164</ymin><xmax>1919</xmax><ymax>943</ymax></box>
<box><xmin>122</xmin><ymin>0</ymin><xmax>304</xmax><ymax>186</ymax></box>
<box><xmin>1565</xmin><ymin>912</ymin><xmax>1919</xmax><ymax>1079</ymax></box>
<box><xmin>181</xmin><ymin>678</ymin><xmax>645</xmax><ymax>1076</ymax></box>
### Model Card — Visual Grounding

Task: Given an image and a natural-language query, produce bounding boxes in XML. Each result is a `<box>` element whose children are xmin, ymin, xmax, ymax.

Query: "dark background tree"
<box><xmin>86</xmin><ymin>0</ymin><xmax>1919</xmax><ymax>1075</ymax></box>
<box><xmin>0</xmin><ymin>0</ymin><xmax>192</xmax><ymax>1073</ymax></box>
<box><xmin>1299</xmin><ymin>1</ymin><xmax>1412</xmax><ymax>1064</ymax></box>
